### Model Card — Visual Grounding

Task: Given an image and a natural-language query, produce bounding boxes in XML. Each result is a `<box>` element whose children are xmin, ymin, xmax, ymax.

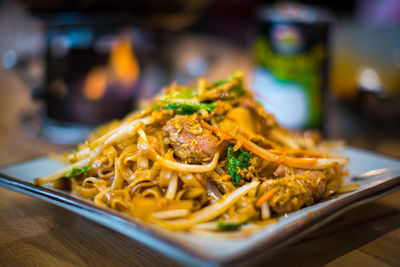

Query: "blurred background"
<box><xmin>0</xmin><ymin>0</ymin><xmax>399</xmax><ymax>164</ymax></box>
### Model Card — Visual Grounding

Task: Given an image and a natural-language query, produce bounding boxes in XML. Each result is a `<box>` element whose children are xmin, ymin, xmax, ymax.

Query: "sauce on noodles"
<box><xmin>35</xmin><ymin>72</ymin><xmax>348</xmax><ymax>232</ymax></box>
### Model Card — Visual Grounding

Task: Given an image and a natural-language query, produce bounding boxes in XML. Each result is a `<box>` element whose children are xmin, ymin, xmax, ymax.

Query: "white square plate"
<box><xmin>0</xmin><ymin>147</ymin><xmax>400</xmax><ymax>266</ymax></box>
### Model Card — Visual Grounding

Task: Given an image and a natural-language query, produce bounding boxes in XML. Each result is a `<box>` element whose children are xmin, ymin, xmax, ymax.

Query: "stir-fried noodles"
<box><xmin>35</xmin><ymin>72</ymin><xmax>348</xmax><ymax>232</ymax></box>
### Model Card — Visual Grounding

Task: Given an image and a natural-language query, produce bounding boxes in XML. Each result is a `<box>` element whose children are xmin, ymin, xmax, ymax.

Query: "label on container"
<box><xmin>252</xmin><ymin>23</ymin><xmax>328</xmax><ymax>129</ymax></box>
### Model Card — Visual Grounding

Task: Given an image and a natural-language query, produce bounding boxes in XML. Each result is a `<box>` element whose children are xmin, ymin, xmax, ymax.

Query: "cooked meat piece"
<box><xmin>258</xmin><ymin>161</ymin><xmax>279</xmax><ymax>177</ymax></box>
<box><xmin>273</xmin><ymin>165</ymin><xmax>327</xmax><ymax>200</ymax></box>
<box><xmin>263</xmin><ymin>166</ymin><xmax>333</xmax><ymax>215</ymax></box>
<box><xmin>163</xmin><ymin>115</ymin><xmax>219</xmax><ymax>163</ymax></box>
<box><xmin>273</xmin><ymin>165</ymin><xmax>291</xmax><ymax>177</ymax></box>
<box><xmin>262</xmin><ymin>176</ymin><xmax>313</xmax><ymax>215</ymax></box>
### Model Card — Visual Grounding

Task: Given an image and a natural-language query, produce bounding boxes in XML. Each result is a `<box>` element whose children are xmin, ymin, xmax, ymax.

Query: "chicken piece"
<box><xmin>163</xmin><ymin>115</ymin><xmax>219</xmax><ymax>163</ymax></box>
<box><xmin>273</xmin><ymin>166</ymin><xmax>327</xmax><ymax>199</ymax></box>
<box><xmin>263</xmin><ymin>166</ymin><xmax>334</xmax><ymax>215</ymax></box>
<box><xmin>265</xmin><ymin>176</ymin><xmax>314</xmax><ymax>215</ymax></box>
<box><xmin>273</xmin><ymin>165</ymin><xmax>292</xmax><ymax>178</ymax></box>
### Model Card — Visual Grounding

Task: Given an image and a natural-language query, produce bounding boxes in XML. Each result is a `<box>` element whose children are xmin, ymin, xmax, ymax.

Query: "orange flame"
<box><xmin>83</xmin><ymin>67</ymin><xmax>107</xmax><ymax>100</ymax></box>
<box><xmin>83</xmin><ymin>37</ymin><xmax>140</xmax><ymax>100</ymax></box>
<box><xmin>110</xmin><ymin>37</ymin><xmax>140</xmax><ymax>87</ymax></box>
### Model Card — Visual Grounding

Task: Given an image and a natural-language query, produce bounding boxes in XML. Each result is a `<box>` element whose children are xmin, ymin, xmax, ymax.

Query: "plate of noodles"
<box><xmin>1</xmin><ymin>72</ymin><xmax>400</xmax><ymax>266</ymax></box>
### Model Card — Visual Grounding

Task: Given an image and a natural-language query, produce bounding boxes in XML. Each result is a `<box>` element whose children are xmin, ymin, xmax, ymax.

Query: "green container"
<box><xmin>252</xmin><ymin>3</ymin><xmax>331</xmax><ymax>130</ymax></box>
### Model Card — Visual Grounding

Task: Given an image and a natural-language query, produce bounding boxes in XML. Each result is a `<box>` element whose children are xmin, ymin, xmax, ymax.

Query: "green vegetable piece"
<box><xmin>172</xmin><ymin>89</ymin><xmax>197</xmax><ymax>99</ymax></box>
<box><xmin>227</xmin><ymin>146</ymin><xmax>250</xmax><ymax>187</ymax></box>
<box><xmin>166</xmin><ymin>102</ymin><xmax>216</xmax><ymax>115</ymax></box>
<box><xmin>64</xmin><ymin>166</ymin><xmax>91</xmax><ymax>178</ymax></box>
<box><xmin>212</xmin><ymin>79</ymin><xmax>229</xmax><ymax>87</ymax></box>
<box><xmin>217</xmin><ymin>219</ymin><xmax>249</xmax><ymax>231</ymax></box>
<box><xmin>160</xmin><ymin>89</ymin><xmax>197</xmax><ymax>102</ymax></box>
<box><xmin>212</xmin><ymin>72</ymin><xmax>245</xmax><ymax>96</ymax></box>
<box><xmin>152</xmin><ymin>104</ymin><xmax>161</xmax><ymax>111</ymax></box>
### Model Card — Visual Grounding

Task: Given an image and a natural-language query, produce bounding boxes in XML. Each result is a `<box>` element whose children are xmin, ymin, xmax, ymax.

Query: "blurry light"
<box><xmin>110</xmin><ymin>37</ymin><xmax>139</xmax><ymax>86</ymax></box>
<box><xmin>2</xmin><ymin>50</ymin><xmax>17</xmax><ymax>69</ymax></box>
<box><xmin>84</xmin><ymin>67</ymin><xmax>107</xmax><ymax>100</ymax></box>
<box><xmin>187</xmin><ymin>57</ymin><xmax>208</xmax><ymax>77</ymax></box>
<box><xmin>66</xmin><ymin>28</ymin><xmax>93</xmax><ymax>48</ymax></box>
<box><xmin>358</xmin><ymin>68</ymin><xmax>381</xmax><ymax>92</ymax></box>
<box><xmin>51</xmin><ymin>35</ymin><xmax>71</xmax><ymax>57</ymax></box>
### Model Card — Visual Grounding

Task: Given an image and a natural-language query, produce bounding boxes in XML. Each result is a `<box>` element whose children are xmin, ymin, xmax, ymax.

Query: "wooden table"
<box><xmin>1</xmin><ymin>69</ymin><xmax>400</xmax><ymax>266</ymax></box>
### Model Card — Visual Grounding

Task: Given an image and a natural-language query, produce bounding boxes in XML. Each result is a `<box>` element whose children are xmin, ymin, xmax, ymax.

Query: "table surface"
<box><xmin>1</xmin><ymin>69</ymin><xmax>400</xmax><ymax>267</ymax></box>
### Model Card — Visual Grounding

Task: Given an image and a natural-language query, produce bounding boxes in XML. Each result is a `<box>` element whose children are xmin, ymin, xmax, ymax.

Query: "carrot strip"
<box><xmin>243</xmin><ymin>142</ymin><xmax>320</xmax><ymax>166</ymax></box>
<box><xmin>200</xmin><ymin>119</ymin><xmax>322</xmax><ymax>168</ymax></box>
<box><xmin>242</xmin><ymin>142</ymin><xmax>281</xmax><ymax>163</ymax></box>
<box><xmin>200</xmin><ymin>119</ymin><xmax>231</xmax><ymax>136</ymax></box>
<box><xmin>216</xmin><ymin>134</ymin><xmax>232</xmax><ymax>146</ymax></box>
<box><xmin>257</xmin><ymin>188</ymin><xmax>278</xmax><ymax>207</ymax></box>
